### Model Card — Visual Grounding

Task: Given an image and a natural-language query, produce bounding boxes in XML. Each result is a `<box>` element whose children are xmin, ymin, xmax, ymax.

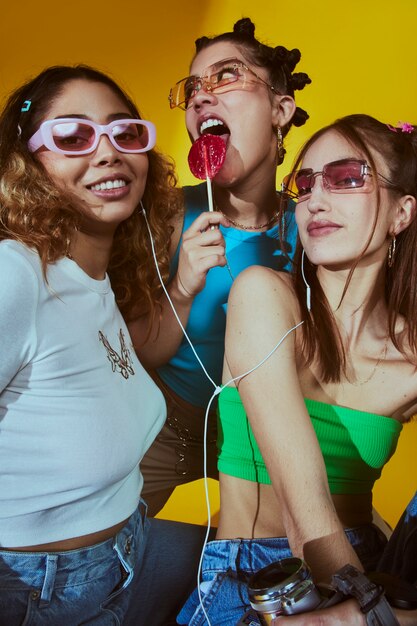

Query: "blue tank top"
<box><xmin>157</xmin><ymin>183</ymin><xmax>298</xmax><ymax>407</ymax></box>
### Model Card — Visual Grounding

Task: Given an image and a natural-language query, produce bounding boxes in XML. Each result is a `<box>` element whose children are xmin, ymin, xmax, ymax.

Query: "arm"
<box><xmin>224</xmin><ymin>266</ymin><xmax>362</xmax><ymax>581</ymax></box>
<box><xmin>274</xmin><ymin>600</ymin><xmax>417</xmax><ymax>625</ymax></box>
<box><xmin>128</xmin><ymin>210</ymin><xmax>229</xmax><ymax>369</ymax></box>
<box><xmin>0</xmin><ymin>243</ymin><xmax>38</xmax><ymax>393</ymax></box>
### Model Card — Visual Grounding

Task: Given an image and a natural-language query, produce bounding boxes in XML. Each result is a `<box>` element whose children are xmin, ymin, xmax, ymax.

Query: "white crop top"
<box><xmin>0</xmin><ymin>240</ymin><xmax>166</xmax><ymax>547</ymax></box>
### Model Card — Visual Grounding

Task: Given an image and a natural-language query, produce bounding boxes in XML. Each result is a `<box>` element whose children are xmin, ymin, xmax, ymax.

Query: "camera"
<box><xmin>240</xmin><ymin>557</ymin><xmax>340</xmax><ymax>626</ymax></box>
<box><xmin>238</xmin><ymin>558</ymin><xmax>417</xmax><ymax>626</ymax></box>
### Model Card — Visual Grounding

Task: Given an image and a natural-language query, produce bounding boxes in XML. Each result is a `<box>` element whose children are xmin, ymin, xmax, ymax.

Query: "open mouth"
<box><xmin>199</xmin><ymin>118</ymin><xmax>230</xmax><ymax>138</ymax></box>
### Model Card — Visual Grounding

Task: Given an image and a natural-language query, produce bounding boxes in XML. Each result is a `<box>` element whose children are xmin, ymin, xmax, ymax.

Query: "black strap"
<box><xmin>365</xmin><ymin>599</ymin><xmax>401</xmax><ymax>626</ymax></box>
<box><xmin>332</xmin><ymin>565</ymin><xmax>400</xmax><ymax>626</ymax></box>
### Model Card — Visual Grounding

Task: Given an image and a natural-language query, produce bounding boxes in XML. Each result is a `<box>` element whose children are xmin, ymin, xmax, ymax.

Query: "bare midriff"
<box><xmin>4</xmin><ymin>517</ymin><xmax>130</xmax><ymax>552</ymax></box>
<box><xmin>216</xmin><ymin>474</ymin><xmax>373</xmax><ymax>540</ymax></box>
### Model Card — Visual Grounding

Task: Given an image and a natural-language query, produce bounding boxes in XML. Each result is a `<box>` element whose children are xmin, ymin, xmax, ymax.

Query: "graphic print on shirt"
<box><xmin>98</xmin><ymin>329</ymin><xmax>135</xmax><ymax>379</ymax></box>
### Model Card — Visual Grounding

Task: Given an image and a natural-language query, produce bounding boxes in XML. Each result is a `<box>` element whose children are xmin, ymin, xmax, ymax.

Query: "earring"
<box><xmin>280</xmin><ymin>209</ymin><xmax>286</xmax><ymax>241</ymax></box>
<box><xmin>387</xmin><ymin>236</ymin><xmax>396</xmax><ymax>268</ymax></box>
<box><xmin>277</xmin><ymin>126</ymin><xmax>285</xmax><ymax>164</ymax></box>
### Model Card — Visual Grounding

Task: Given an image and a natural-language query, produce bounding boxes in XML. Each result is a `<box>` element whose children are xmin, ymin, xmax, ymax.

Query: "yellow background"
<box><xmin>1</xmin><ymin>0</ymin><xmax>416</xmax><ymax>529</ymax></box>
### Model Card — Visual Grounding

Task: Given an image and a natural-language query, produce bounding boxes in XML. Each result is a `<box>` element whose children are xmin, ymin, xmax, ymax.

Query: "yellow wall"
<box><xmin>1</xmin><ymin>0</ymin><xmax>416</xmax><ymax>529</ymax></box>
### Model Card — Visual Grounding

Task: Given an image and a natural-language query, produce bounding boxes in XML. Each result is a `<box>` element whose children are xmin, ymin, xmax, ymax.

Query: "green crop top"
<box><xmin>217</xmin><ymin>387</ymin><xmax>403</xmax><ymax>495</ymax></box>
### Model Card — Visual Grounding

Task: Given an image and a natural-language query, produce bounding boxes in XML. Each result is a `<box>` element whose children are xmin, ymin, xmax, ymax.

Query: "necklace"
<box><xmin>216</xmin><ymin>208</ymin><xmax>280</xmax><ymax>230</ymax></box>
<box><xmin>216</xmin><ymin>195</ymin><xmax>283</xmax><ymax>280</ymax></box>
<box><xmin>347</xmin><ymin>339</ymin><xmax>388</xmax><ymax>386</ymax></box>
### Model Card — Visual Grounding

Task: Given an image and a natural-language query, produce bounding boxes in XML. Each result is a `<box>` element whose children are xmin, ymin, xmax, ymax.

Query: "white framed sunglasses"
<box><xmin>28</xmin><ymin>118</ymin><xmax>156</xmax><ymax>155</ymax></box>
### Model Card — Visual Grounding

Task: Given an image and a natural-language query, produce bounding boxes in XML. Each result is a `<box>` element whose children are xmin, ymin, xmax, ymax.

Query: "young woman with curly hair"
<box><xmin>0</xmin><ymin>65</ymin><xmax>181</xmax><ymax>322</ymax></box>
<box><xmin>0</xmin><ymin>65</ymin><xmax>207</xmax><ymax>626</ymax></box>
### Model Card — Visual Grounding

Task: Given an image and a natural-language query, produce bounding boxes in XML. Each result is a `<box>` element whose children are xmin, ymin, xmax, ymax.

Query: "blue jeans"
<box><xmin>0</xmin><ymin>501</ymin><xmax>208</xmax><ymax>626</ymax></box>
<box><xmin>177</xmin><ymin>524</ymin><xmax>388</xmax><ymax>626</ymax></box>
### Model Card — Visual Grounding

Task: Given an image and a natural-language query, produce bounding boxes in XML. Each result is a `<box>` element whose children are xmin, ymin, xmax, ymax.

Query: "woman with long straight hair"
<box><xmin>178</xmin><ymin>114</ymin><xmax>417</xmax><ymax>625</ymax></box>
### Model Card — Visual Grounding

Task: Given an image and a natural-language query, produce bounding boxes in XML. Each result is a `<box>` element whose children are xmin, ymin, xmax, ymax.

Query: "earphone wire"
<box><xmin>301</xmin><ymin>249</ymin><xmax>312</xmax><ymax>311</ymax></box>
<box><xmin>142</xmin><ymin>203</ymin><xmax>304</xmax><ymax>624</ymax></box>
<box><xmin>141</xmin><ymin>202</ymin><xmax>218</xmax><ymax>392</ymax></box>
<box><xmin>195</xmin><ymin>318</ymin><xmax>304</xmax><ymax>624</ymax></box>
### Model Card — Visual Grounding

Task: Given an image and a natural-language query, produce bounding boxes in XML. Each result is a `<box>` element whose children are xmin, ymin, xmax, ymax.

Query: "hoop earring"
<box><xmin>277</xmin><ymin>126</ymin><xmax>285</xmax><ymax>164</ymax></box>
<box><xmin>387</xmin><ymin>236</ymin><xmax>396</xmax><ymax>268</ymax></box>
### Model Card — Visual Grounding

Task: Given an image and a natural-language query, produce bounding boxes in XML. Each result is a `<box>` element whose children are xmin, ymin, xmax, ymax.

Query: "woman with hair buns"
<box><xmin>129</xmin><ymin>17</ymin><xmax>312</xmax><ymax>515</ymax></box>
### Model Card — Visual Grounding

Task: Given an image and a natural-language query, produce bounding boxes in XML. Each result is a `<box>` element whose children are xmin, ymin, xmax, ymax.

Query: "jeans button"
<box><xmin>124</xmin><ymin>536</ymin><xmax>132</xmax><ymax>555</ymax></box>
<box><xmin>31</xmin><ymin>590</ymin><xmax>40</xmax><ymax>600</ymax></box>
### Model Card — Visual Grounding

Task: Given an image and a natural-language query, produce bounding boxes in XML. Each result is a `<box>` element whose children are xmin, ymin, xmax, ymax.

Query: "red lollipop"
<box><xmin>188</xmin><ymin>133</ymin><xmax>226</xmax><ymax>180</ymax></box>
<box><xmin>188</xmin><ymin>134</ymin><xmax>226</xmax><ymax>215</ymax></box>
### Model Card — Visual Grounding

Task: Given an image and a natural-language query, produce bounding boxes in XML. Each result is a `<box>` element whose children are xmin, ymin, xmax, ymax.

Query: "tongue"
<box><xmin>188</xmin><ymin>134</ymin><xmax>226</xmax><ymax>180</ymax></box>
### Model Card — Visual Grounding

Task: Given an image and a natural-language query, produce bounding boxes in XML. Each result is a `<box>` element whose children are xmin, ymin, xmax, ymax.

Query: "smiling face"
<box><xmin>185</xmin><ymin>41</ymin><xmax>294</xmax><ymax>188</ymax></box>
<box><xmin>295</xmin><ymin>130</ymin><xmax>400</xmax><ymax>270</ymax></box>
<box><xmin>35</xmin><ymin>79</ymin><xmax>149</xmax><ymax>236</ymax></box>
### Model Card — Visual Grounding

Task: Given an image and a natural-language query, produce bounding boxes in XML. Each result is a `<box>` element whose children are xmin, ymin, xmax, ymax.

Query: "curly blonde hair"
<box><xmin>0</xmin><ymin>65</ymin><xmax>183</xmax><ymax>325</ymax></box>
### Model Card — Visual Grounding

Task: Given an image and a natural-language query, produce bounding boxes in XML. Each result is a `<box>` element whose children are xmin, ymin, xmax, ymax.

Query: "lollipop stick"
<box><xmin>206</xmin><ymin>175</ymin><xmax>214</xmax><ymax>212</ymax></box>
<box><xmin>203</xmin><ymin>144</ymin><xmax>216</xmax><ymax>229</ymax></box>
<box><xmin>203</xmin><ymin>144</ymin><xmax>214</xmax><ymax>212</ymax></box>
<box><xmin>206</xmin><ymin>177</ymin><xmax>216</xmax><ymax>229</ymax></box>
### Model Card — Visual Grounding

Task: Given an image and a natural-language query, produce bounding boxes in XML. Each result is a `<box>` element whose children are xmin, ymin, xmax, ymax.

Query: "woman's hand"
<box><xmin>272</xmin><ymin>599</ymin><xmax>366</xmax><ymax>625</ymax></box>
<box><xmin>129</xmin><ymin>210</ymin><xmax>229</xmax><ymax>368</ymax></box>
<box><xmin>274</xmin><ymin>599</ymin><xmax>416</xmax><ymax>625</ymax></box>
<box><xmin>172</xmin><ymin>211</ymin><xmax>229</xmax><ymax>299</ymax></box>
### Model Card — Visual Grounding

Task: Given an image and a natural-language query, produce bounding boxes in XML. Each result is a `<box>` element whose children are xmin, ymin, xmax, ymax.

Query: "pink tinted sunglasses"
<box><xmin>28</xmin><ymin>118</ymin><xmax>156</xmax><ymax>155</ymax></box>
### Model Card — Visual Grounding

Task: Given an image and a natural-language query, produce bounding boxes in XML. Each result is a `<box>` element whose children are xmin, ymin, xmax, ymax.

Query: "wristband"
<box><xmin>332</xmin><ymin>564</ymin><xmax>400</xmax><ymax>626</ymax></box>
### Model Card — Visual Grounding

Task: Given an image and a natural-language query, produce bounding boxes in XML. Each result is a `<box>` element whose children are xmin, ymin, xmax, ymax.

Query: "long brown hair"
<box><xmin>288</xmin><ymin>114</ymin><xmax>417</xmax><ymax>381</ymax></box>
<box><xmin>0</xmin><ymin>64</ymin><xmax>182</xmax><ymax>322</ymax></box>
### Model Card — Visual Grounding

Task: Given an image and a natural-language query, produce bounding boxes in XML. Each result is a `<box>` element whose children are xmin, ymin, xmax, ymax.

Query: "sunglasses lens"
<box><xmin>112</xmin><ymin>122</ymin><xmax>150</xmax><ymax>150</ymax></box>
<box><xmin>184</xmin><ymin>77</ymin><xmax>201</xmax><ymax>109</ymax></box>
<box><xmin>52</xmin><ymin>122</ymin><xmax>95</xmax><ymax>152</ymax></box>
<box><xmin>324</xmin><ymin>160</ymin><xmax>365</xmax><ymax>189</ymax></box>
<box><xmin>294</xmin><ymin>170</ymin><xmax>314</xmax><ymax>197</ymax></box>
<box><xmin>209</xmin><ymin>61</ymin><xmax>243</xmax><ymax>93</ymax></box>
<box><xmin>281</xmin><ymin>173</ymin><xmax>300</xmax><ymax>199</ymax></box>
<box><xmin>170</xmin><ymin>60</ymin><xmax>246</xmax><ymax>109</ymax></box>
<box><xmin>169</xmin><ymin>77</ymin><xmax>199</xmax><ymax>109</ymax></box>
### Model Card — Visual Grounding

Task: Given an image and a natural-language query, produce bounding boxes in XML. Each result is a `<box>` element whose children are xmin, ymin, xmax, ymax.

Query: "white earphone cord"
<box><xmin>301</xmin><ymin>249</ymin><xmax>311</xmax><ymax>312</ymax></box>
<box><xmin>141</xmin><ymin>204</ymin><xmax>304</xmax><ymax>624</ymax></box>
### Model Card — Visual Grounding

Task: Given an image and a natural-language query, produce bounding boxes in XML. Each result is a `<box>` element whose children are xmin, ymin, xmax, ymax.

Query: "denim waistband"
<box><xmin>0</xmin><ymin>500</ymin><xmax>148</xmax><ymax>594</ymax></box>
<box><xmin>201</xmin><ymin>524</ymin><xmax>387</xmax><ymax>575</ymax></box>
<box><xmin>202</xmin><ymin>536</ymin><xmax>292</xmax><ymax>576</ymax></box>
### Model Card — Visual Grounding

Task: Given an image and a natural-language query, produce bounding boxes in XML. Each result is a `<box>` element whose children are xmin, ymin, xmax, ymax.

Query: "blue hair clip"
<box><xmin>21</xmin><ymin>100</ymin><xmax>32</xmax><ymax>112</ymax></box>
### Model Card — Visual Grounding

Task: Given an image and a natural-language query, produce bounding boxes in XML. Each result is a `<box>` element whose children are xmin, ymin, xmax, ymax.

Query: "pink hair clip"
<box><xmin>387</xmin><ymin>121</ymin><xmax>414</xmax><ymax>134</ymax></box>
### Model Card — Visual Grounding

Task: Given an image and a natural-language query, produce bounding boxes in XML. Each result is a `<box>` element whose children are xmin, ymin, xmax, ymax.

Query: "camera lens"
<box><xmin>251</xmin><ymin>559</ymin><xmax>301</xmax><ymax>589</ymax></box>
<box><xmin>248</xmin><ymin>558</ymin><xmax>322</xmax><ymax>624</ymax></box>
